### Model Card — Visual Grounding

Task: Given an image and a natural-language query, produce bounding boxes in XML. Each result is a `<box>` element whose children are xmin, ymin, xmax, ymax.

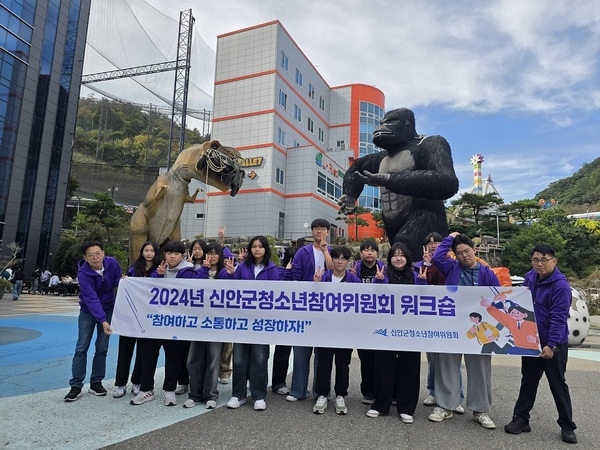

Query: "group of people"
<box><xmin>62</xmin><ymin>218</ymin><xmax>577</xmax><ymax>444</ymax></box>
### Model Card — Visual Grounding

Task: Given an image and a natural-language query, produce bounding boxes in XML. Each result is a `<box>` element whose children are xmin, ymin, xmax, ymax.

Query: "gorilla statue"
<box><xmin>338</xmin><ymin>107</ymin><xmax>459</xmax><ymax>261</ymax></box>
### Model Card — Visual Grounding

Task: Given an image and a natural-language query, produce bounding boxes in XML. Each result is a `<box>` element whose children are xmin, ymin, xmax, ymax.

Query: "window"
<box><xmin>308</xmin><ymin>83</ymin><xmax>315</xmax><ymax>100</ymax></box>
<box><xmin>293</xmin><ymin>139</ymin><xmax>301</xmax><ymax>147</ymax></box>
<box><xmin>319</xmin><ymin>96</ymin><xmax>325</xmax><ymax>111</ymax></box>
<box><xmin>276</xmin><ymin>167</ymin><xmax>285</xmax><ymax>185</ymax></box>
<box><xmin>277</xmin><ymin>127</ymin><xmax>286</xmax><ymax>145</ymax></box>
<box><xmin>281</xmin><ymin>50</ymin><xmax>288</xmax><ymax>71</ymax></box>
<box><xmin>318</xmin><ymin>128</ymin><xmax>324</xmax><ymax>142</ymax></box>
<box><xmin>317</xmin><ymin>172</ymin><xmax>342</xmax><ymax>202</ymax></box>
<box><xmin>307</xmin><ymin>117</ymin><xmax>314</xmax><ymax>133</ymax></box>
<box><xmin>336</xmin><ymin>140</ymin><xmax>345</xmax><ymax>150</ymax></box>
<box><xmin>196</xmin><ymin>213</ymin><xmax>205</xmax><ymax>219</ymax></box>
<box><xmin>294</xmin><ymin>104</ymin><xmax>302</xmax><ymax>122</ymax></box>
<box><xmin>278</xmin><ymin>212</ymin><xmax>285</xmax><ymax>239</ymax></box>
<box><xmin>279</xmin><ymin>89</ymin><xmax>287</xmax><ymax>109</ymax></box>
<box><xmin>295</xmin><ymin>68</ymin><xmax>303</xmax><ymax>87</ymax></box>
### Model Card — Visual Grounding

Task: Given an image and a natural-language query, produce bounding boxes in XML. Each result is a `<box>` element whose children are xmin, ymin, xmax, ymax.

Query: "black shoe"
<box><xmin>89</xmin><ymin>381</ymin><xmax>107</xmax><ymax>396</ymax></box>
<box><xmin>64</xmin><ymin>386</ymin><xmax>82</xmax><ymax>402</ymax></box>
<box><xmin>504</xmin><ymin>416</ymin><xmax>531</xmax><ymax>434</ymax></box>
<box><xmin>561</xmin><ymin>429</ymin><xmax>577</xmax><ymax>444</ymax></box>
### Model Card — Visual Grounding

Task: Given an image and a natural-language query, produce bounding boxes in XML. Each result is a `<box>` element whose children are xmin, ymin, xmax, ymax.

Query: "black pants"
<box><xmin>358</xmin><ymin>348</ymin><xmax>376</xmax><ymax>397</ymax></box>
<box><xmin>114</xmin><ymin>335</ymin><xmax>142</xmax><ymax>386</ymax></box>
<box><xmin>271</xmin><ymin>345</ymin><xmax>292</xmax><ymax>389</ymax></box>
<box><xmin>178</xmin><ymin>340</ymin><xmax>190</xmax><ymax>385</ymax></box>
<box><xmin>513</xmin><ymin>342</ymin><xmax>576</xmax><ymax>431</ymax></box>
<box><xmin>314</xmin><ymin>347</ymin><xmax>352</xmax><ymax>397</ymax></box>
<box><xmin>138</xmin><ymin>338</ymin><xmax>188</xmax><ymax>392</ymax></box>
<box><xmin>372</xmin><ymin>350</ymin><xmax>420</xmax><ymax>415</ymax></box>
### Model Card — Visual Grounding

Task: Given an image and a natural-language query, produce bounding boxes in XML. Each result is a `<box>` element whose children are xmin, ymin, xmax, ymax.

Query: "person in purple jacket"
<box><xmin>428</xmin><ymin>232</ymin><xmax>500</xmax><ymax>429</ymax></box>
<box><xmin>130</xmin><ymin>240</ymin><xmax>196</xmax><ymax>407</ymax></box>
<box><xmin>367</xmin><ymin>242</ymin><xmax>425</xmax><ymax>423</ymax></box>
<box><xmin>113</xmin><ymin>241</ymin><xmax>161</xmax><ymax>399</ymax></box>
<box><xmin>64</xmin><ymin>241</ymin><xmax>122</xmax><ymax>402</ymax></box>
<box><xmin>226</xmin><ymin>236</ymin><xmax>279</xmax><ymax>411</ymax></box>
<box><xmin>312</xmin><ymin>246</ymin><xmax>360</xmax><ymax>415</ymax></box>
<box><xmin>351</xmin><ymin>239</ymin><xmax>387</xmax><ymax>405</ymax></box>
<box><xmin>504</xmin><ymin>244</ymin><xmax>577</xmax><ymax>444</ymax></box>
<box><xmin>287</xmin><ymin>218</ymin><xmax>334</xmax><ymax>402</ymax></box>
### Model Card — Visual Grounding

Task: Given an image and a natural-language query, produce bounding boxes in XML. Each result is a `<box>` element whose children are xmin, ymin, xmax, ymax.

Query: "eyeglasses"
<box><xmin>312</xmin><ymin>227</ymin><xmax>328</xmax><ymax>232</ymax></box>
<box><xmin>455</xmin><ymin>249</ymin><xmax>472</xmax><ymax>257</ymax></box>
<box><xmin>531</xmin><ymin>258</ymin><xmax>553</xmax><ymax>265</ymax></box>
<box><xmin>86</xmin><ymin>252</ymin><xmax>103</xmax><ymax>259</ymax></box>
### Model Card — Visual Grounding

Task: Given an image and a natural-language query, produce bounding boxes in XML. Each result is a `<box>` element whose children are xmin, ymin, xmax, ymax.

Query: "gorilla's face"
<box><xmin>373</xmin><ymin>108</ymin><xmax>417</xmax><ymax>151</ymax></box>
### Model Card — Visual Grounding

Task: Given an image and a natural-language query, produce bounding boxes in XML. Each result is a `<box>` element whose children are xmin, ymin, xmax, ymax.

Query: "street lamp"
<box><xmin>108</xmin><ymin>185</ymin><xmax>118</xmax><ymax>198</ymax></box>
<box><xmin>585</xmin><ymin>203</ymin><xmax>590</xmax><ymax>219</ymax></box>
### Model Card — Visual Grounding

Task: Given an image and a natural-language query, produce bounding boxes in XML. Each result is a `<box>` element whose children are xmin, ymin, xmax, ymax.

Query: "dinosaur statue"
<box><xmin>129</xmin><ymin>140</ymin><xmax>244</xmax><ymax>262</ymax></box>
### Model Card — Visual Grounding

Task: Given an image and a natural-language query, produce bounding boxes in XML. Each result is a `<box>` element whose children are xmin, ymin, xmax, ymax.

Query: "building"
<box><xmin>180</xmin><ymin>21</ymin><xmax>386</xmax><ymax>243</ymax></box>
<box><xmin>0</xmin><ymin>0</ymin><xmax>91</xmax><ymax>273</ymax></box>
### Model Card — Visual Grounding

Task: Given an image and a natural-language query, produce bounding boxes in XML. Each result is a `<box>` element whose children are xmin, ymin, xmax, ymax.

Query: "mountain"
<box><xmin>536</xmin><ymin>157</ymin><xmax>600</xmax><ymax>212</ymax></box>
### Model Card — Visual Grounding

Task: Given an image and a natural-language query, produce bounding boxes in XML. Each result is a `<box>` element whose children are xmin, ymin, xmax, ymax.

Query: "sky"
<box><xmin>82</xmin><ymin>0</ymin><xmax>600</xmax><ymax>205</ymax></box>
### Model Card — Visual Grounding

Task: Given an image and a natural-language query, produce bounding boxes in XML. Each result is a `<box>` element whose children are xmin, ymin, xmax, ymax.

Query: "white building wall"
<box><xmin>181</xmin><ymin>21</ymin><xmax>352</xmax><ymax>243</ymax></box>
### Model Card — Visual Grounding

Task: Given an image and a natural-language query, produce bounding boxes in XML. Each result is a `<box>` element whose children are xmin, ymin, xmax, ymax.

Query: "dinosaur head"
<box><xmin>173</xmin><ymin>140</ymin><xmax>245</xmax><ymax>196</ymax></box>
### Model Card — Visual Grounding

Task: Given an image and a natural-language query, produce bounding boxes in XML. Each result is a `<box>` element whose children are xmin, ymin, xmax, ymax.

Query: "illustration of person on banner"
<box><xmin>480</xmin><ymin>297</ymin><xmax>540</xmax><ymax>356</ymax></box>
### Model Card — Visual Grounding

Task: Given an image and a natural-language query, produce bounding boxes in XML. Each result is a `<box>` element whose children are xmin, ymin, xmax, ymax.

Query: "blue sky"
<box><xmin>83</xmin><ymin>0</ymin><xmax>600</xmax><ymax>205</ymax></box>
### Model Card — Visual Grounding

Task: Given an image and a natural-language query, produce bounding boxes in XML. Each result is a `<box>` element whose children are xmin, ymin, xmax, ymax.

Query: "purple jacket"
<box><xmin>432</xmin><ymin>236</ymin><xmax>500</xmax><ymax>287</ymax></box>
<box><xmin>321</xmin><ymin>270</ymin><xmax>361</xmax><ymax>283</ymax></box>
<box><xmin>150</xmin><ymin>260</ymin><xmax>196</xmax><ymax>279</ymax></box>
<box><xmin>196</xmin><ymin>266</ymin><xmax>230</xmax><ymax>280</ymax></box>
<box><xmin>524</xmin><ymin>267</ymin><xmax>571</xmax><ymax>347</ymax></box>
<box><xmin>291</xmin><ymin>244</ymin><xmax>331</xmax><ymax>281</ymax></box>
<box><xmin>77</xmin><ymin>256</ymin><xmax>122</xmax><ymax>324</ymax></box>
<box><xmin>353</xmin><ymin>259</ymin><xmax>388</xmax><ymax>284</ymax></box>
<box><xmin>278</xmin><ymin>266</ymin><xmax>293</xmax><ymax>281</ymax></box>
<box><xmin>233</xmin><ymin>260</ymin><xmax>280</xmax><ymax>280</ymax></box>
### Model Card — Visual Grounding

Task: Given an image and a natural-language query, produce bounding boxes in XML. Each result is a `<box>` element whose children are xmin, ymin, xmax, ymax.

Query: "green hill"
<box><xmin>536</xmin><ymin>157</ymin><xmax>600</xmax><ymax>213</ymax></box>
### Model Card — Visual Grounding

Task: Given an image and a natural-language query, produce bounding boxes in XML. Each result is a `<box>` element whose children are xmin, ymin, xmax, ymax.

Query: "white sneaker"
<box><xmin>205</xmin><ymin>400</ymin><xmax>217</xmax><ymax>409</ymax></box>
<box><xmin>423</xmin><ymin>395</ymin><xmax>436</xmax><ymax>406</ymax></box>
<box><xmin>174</xmin><ymin>384</ymin><xmax>188</xmax><ymax>395</ymax></box>
<box><xmin>285</xmin><ymin>395</ymin><xmax>298</xmax><ymax>402</ymax></box>
<box><xmin>164</xmin><ymin>391</ymin><xmax>177</xmax><ymax>406</ymax></box>
<box><xmin>429</xmin><ymin>406</ymin><xmax>452</xmax><ymax>422</ymax></box>
<box><xmin>227</xmin><ymin>396</ymin><xmax>246</xmax><ymax>409</ymax></box>
<box><xmin>183</xmin><ymin>398</ymin><xmax>199</xmax><ymax>409</ymax></box>
<box><xmin>275</xmin><ymin>386</ymin><xmax>290</xmax><ymax>395</ymax></box>
<box><xmin>454</xmin><ymin>404</ymin><xmax>465</xmax><ymax>414</ymax></box>
<box><xmin>366</xmin><ymin>409</ymin><xmax>380</xmax><ymax>418</ymax></box>
<box><xmin>130</xmin><ymin>391</ymin><xmax>155</xmax><ymax>405</ymax></box>
<box><xmin>254</xmin><ymin>399</ymin><xmax>267</xmax><ymax>411</ymax></box>
<box><xmin>113</xmin><ymin>386</ymin><xmax>126</xmax><ymax>398</ymax></box>
<box><xmin>473</xmin><ymin>412</ymin><xmax>496</xmax><ymax>429</ymax></box>
<box><xmin>131</xmin><ymin>384</ymin><xmax>141</xmax><ymax>395</ymax></box>
<box><xmin>400</xmin><ymin>413</ymin><xmax>414</xmax><ymax>424</ymax></box>
<box><xmin>313</xmin><ymin>395</ymin><xmax>328</xmax><ymax>414</ymax></box>
<box><xmin>335</xmin><ymin>396</ymin><xmax>347</xmax><ymax>415</ymax></box>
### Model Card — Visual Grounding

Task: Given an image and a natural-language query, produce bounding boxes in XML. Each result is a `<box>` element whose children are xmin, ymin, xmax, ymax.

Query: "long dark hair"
<box><xmin>206</xmin><ymin>242</ymin><xmax>225</xmax><ymax>273</ymax></box>
<box><xmin>131</xmin><ymin>241</ymin><xmax>161</xmax><ymax>277</ymax></box>
<box><xmin>386</xmin><ymin>242</ymin><xmax>415</xmax><ymax>285</ymax></box>
<box><xmin>189</xmin><ymin>239</ymin><xmax>208</xmax><ymax>265</ymax></box>
<box><xmin>245</xmin><ymin>235</ymin><xmax>271</xmax><ymax>266</ymax></box>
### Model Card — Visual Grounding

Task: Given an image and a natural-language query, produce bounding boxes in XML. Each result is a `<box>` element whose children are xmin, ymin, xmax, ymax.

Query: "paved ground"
<box><xmin>1</xmin><ymin>292</ymin><xmax>599</xmax><ymax>449</ymax></box>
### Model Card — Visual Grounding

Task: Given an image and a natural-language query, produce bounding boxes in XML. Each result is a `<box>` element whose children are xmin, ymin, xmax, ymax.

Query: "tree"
<box><xmin>0</xmin><ymin>242</ymin><xmax>24</xmax><ymax>274</ymax></box>
<box><xmin>78</xmin><ymin>193</ymin><xmax>130</xmax><ymax>244</ymax></box>
<box><xmin>337</xmin><ymin>206</ymin><xmax>370</xmax><ymax>241</ymax></box>
<box><xmin>502</xmin><ymin>224</ymin><xmax>565</xmax><ymax>277</ymax></box>
<box><xmin>499</xmin><ymin>199</ymin><xmax>542</xmax><ymax>224</ymax></box>
<box><xmin>451</xmin><ymin>192</ymin><xmax>503</xmax><ymax>225</ymax></box>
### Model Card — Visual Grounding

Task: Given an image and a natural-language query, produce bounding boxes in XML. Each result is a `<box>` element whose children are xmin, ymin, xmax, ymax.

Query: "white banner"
<box><xmin>111</xmin><ymin>277</ymin><xmax>541</xmax><ymax>356</ymax></box>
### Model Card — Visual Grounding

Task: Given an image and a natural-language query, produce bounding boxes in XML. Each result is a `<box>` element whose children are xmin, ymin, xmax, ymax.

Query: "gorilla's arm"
<box><xmin>359</xmin><ymin>136</ymin><xmax>458</xmax><ymax>200</ymax></box>
<box><xmin>338</xmin><ymin>152</ymin><xmax>387</xmax><ymax>213</ymax></box>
